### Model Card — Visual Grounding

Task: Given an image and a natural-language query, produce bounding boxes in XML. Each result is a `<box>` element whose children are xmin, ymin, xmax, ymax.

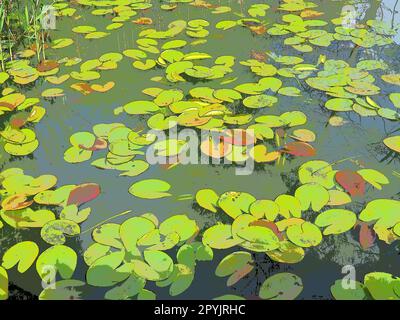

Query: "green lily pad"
<box><xmin>36</xmin><ymin>245</ymin><xmax>77</xmax><ymax>281</ymax></box>
<box><xmin>2</xmin><ymin>241</ymin><xmax>39</xmax><ymax>273</ymax></box>
<box><xmin>72</xmin><ymin>25</ymin><xmax>97</xmax><ymax>34</ymax></box>
<box><xmin>129</xmin><ymin>179</ymin><xmax>172</xmax><ymax>199</ymax></box>
<box><xmin>105</xmin><ymin>275</ymin><xmax>145</xmax><ymax>300</ymax></box>
<box><xmin>92</xmin><ymin>223</ymin><xmax>123</xmax><ymax>249</ymax></box>
<box><xmin>39</xmin><ymin>279</ymin><xmax>86</xmax><ymax>300</ymax></box>
<box><xmin>259</xmin><ymin>273</ymin><xmax>303</xmax><ymax>300</ymax></box>
<box><xmin>159</xmin><ymin>215</ymin><xmax>198</xmax><ymax>242</ymax></box>
<box><xmin>295</xmin><ymin>183</ymin><xmax>329</xmax><ymax>211</ymax></box>
<box><xmin>249</xmin><ymin>200</ymin><xmax>279</xmax><ymax>220</ymax></box>
<box><xmin>0</xmin><ymin>72</ymin><xmax>10</xmax><ymax>84</ymax></box>
<box><xmin>325</xmin><ymin>98</ymin><xmax>354</xmax><ymax>111</ymax></box>
<box><xmin>359</xmin><ymin>199</ymin><xmax>400</xmax><ymax>229</ymax></box>
<box><xmin>243</xmin><ymin>94</ymin><xmax>278</xmax><ymax>109</ymax></box>
<box><xmin>286</xmin><ymin>222</ymin><xmax>322</xmax><ymax>247</ymax></box>
<box><xmin>298</xmin><ymin>160</ymin><xmax>336</xmax><ymax>188</ymax></box>
<box><xmin>266</xmin><ymin>241</ymin><xmax>305</xmax><ymax>264</ymax></box>
<box><xmin>315</xmin><ymin>209</ymin><xmax>357</xmax><ymax>235</ymax></box>
<box><xmin>40</xmin><ymin>220</ymin><xmax>81</xmax><ymax>245</ymax></box>
<box><xmin>275</xmin><ymin>195</ymin><xmax>302</xmax><ymax>218</ymax></box>
<box><xmin>86</xmin><ymin>250</ymin><xmax>129</xmax><ymax>287</ymax></box>
<box><xmin>237</xmin><ymin>226</ymin><xmax>280</xmax><ymax>251</ymax></box>
<box><xmin>357</xmin><ymin>169</ymin><xmax>389</xmax><ymax>190</ymax></box>
<box><xmin>52</xmin><ymin>38</ymin><xmax>74</xmax><ymax>49</ymax></box>
<box><xmin>195</xmin><ymin>189</ymin><xmax>219</xmax><ymax>213</ymax></box>
<box><xmin>364</xmin><ymin>272</ymin><xmax>400</xmax><ymax>300</ymax></box>
<box><xmin>215</xmin><ymin>251</ymin><xmax>253</xmax><ymax>277</ymax></box>
<box><xmin>0</xmin><ymin>267</ymin><xmax>8</xmax><ymax>300</ymax></box>
<box><xmin>383</xmin><ymin>136</ymin><xmax>400</xmax><ymax>153</ymax></box>
<box><xmin>203</xmin><ymin>224</ymin><xmax>243</xmax><ymax>249</ymax></box>
<box><xmin>218</xmin><ymin>192</ymin><xmax>256</xmax><ymax>219</ymax></box>
<box><xmin>330</xmin><ymin>280</ymin><xmax>367</xmax><ymax>300</ymax></box>
<box><xmin>123</xmin><ymin>101</ymin><xmax>160</xmax><ymax>115</ymax></box>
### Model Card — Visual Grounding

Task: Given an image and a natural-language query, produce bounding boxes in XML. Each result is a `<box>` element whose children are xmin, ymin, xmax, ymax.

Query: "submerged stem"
<box><xmin>312</xmin><ymin>155</ymin><xmax>361</xmax><ymax>174</ymax></box>
<box><xmin>80</xmin><ymin>210</ymin><xmax>133</xmax><ymax>235</ymax></box>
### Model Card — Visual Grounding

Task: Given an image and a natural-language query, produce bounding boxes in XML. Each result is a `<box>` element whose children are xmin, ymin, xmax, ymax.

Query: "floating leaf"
<box><xmin>359</xmin><ymin>222</ymin><xmax>376</xmax><ymax>250</ymax></box>
<box><xmin>123</xmin><ymin>101</ymin><xmax>160</xmax><ymax>115</ymax></box>
<box><xmin>104</xmin><ymin>275</ymin><xmax>145</xmax><ymax>300</ymax></box>
<box><xmin>2</xmin><ymin>241</ymin><xmax>39</xmax><ymax>273</ymax></box>
<box><xmin>286</xmin><ymin>222</ymin><xmax>322</xmax><ymax>247</ymax></box>
<box><xmin>129</xmin><ymin>179</ymin><xmax>171</xmax><ymax>199</ymax></box>
<box><xmin>325</xmin><ymin>98</ymin><xmax>354</xmax><ymax>111</ymax></box>
<box><xmin>383</xmin><ymin>136</ymin><xmax>400</xmax><ymax>153</ymax></box>
<box><xmin>364</xmin><ymin>272</ymin><xmax>400</xmax><ymax>300</ymax></box>
<box><xmin>243</xmin><ymin>94</ymin><xmax>278</xmax><ymax>108</ymax></box>
<box><xmin>335</xmin><ymin>170</ymin><xmax>365</xmax><ymax>197</ymax></box>
<box><xmin>41</xmin><ymin>220</ymin><xmax>80</xmax><ymax>245</ymax></box>
<box><xmin>249</xmin><ymin>200</ymin><xmax>279</xmax><ymax>221</ymax></box>
<box><xmin>52</xmin><ymin>38</ymin><xmax>74</xmax><ymax>49</ymax></box>
<box><xmin>195</xmin><ymin>189</ymin><xmax>219</xmax><ymax>212</ymax></box>
<box><xmin>359</xmin><ymin>199</ymin><xmax>400</xmax><ymax>231</ymax></box>
<box><xmin>381</xmin><ymin>74</ymin><xmax>400</xmax><ymax>86</ymax></box>
<box><xmin>266</xmin><ymin>241</ymin><xmax>305</xmax><ymax>264</ymax></box>
<box><xmin>290</xmin><ymin>129</ymin><xmax>316</xmax><ymax>142</ymax></box>
<box><xmin>295</xmin><ymin>183</ymin><xmax>329</xmax><ymax>211</ymax></box>
<box><xmin>330</xmin><ymin>280</ymin><xmax>367</xmax><ymax>300</ymax></box>
<box><xmin>357</xmin><ymin>169</ymin><xmax>389</xmax><ymax>190</ymax></box>
<box><xmin>72</xmin><ymin>25</ymin><xmax>96</xmax><ymax>34</ymax></box>
<box><xmin>298</xmin><ymin>160</ymin><xmax>335</xmax><ymax>188</ymax></box>
<box><xmin>315</xmin><ymin>209</ymin><xmax>357</xmax><ymax>235</ymax></box>
<box><xmin>86</xmin><ymin>250</ymin><xmax>128</xmax><ymax>287</ymax></box>
<box><xmin>283</xmin><ymin>142</ymin><xmax>316</xmax><ymax>157</ymax></box>
<box><xmin>389</xmin><ymin>93</ymin><xmax>400</xmax><ymax>108</ymax></box>
<box><xmin>218</xmin><ymin>192</ymin><xmax>256</xmax><ymax>218</ymax></box>
<box><xmin>237</xmin><ymin>226</ymin><xmax>280</xmax><ymax>251</ymax></box>
<box><xmin>67</xmin><ymin>183</ymin><xmax>100</xmax><ymax>206</ymax></box>
<box><xmin>132</xmin><ymin>251</ymin><xmax>173</xmax><ymax>281</ymax></box>
<box><xmin>259</xmin><ymin>273</ymin><xmax>303</xmax><ymax>300</ymax></box>
<box><xmin>275</xmin><ymin>195</ymin><xmax>301</xmax><ymax>218</ymax></box>
<box><xmin>159</xmin><ymin>215</ymin><xmax>198</xmax><ymax>242</ymax></box>
<box><xmin>203</xmin><ymin>224</ymin><xmax>243</xmax><ymax>249</ymax></box>
<box><xmin>39</xmin><ymin>279</ymin><xmax>86</xmax><ymax>300</ymax></box>
<box><xmin>36</xmin><ymin>245</ymin><xmax>77</xmax><ymax>280</ymax></box>
<box><xmin>327</xmin><ymin>190</ymin><xmax>352</xmax><ymax>206</ymax></box>
<box><xmin>0</xmin><ymin>267</ymin><xmax>8</xmax><ymax>300</ymax></box>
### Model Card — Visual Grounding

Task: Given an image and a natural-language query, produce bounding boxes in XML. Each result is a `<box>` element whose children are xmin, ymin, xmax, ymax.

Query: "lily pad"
<box><xmin>259</xmin><ymin>273</ymin><xmax>303</xmax><ymax>300</ymax></box>
<box><xmin>129</xmin><ymin>179</ymin><xmax>172</xmax><ymax>199</ymax></box>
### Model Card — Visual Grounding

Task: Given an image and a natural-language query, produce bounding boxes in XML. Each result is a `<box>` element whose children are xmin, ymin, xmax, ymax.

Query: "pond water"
<box><xmin>1</xmin><ymin>0</ymin><xmax>400</xmax><ymax>300</ymax></box>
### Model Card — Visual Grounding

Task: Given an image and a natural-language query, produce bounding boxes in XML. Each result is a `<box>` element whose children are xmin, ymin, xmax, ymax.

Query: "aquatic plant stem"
<box><xmin>312</xmin><ymin>155</ymin><xmax>361</xmax><ymax>174</ymax></box>
<box><xmin>0</xmin><ymin>41</ymin><xmax>4</xmax><ymax>71</ymax></box>
<box><xmin>80</xmin><ymin>210</ymin><xmax>133</xmax><ymax>235</ymax></box>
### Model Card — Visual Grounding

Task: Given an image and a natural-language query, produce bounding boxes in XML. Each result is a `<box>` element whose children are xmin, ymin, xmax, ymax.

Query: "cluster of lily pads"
<box><xmin>0</xmin><ymin>167</ymin><xmax>101</xmax><ymax>300</ymax></box>
<box><xmin>0</xmin><ymin>91</ymin><xmax>45</xmax><ymax>156</ymax></box>
<box><xmin>83</xmin><ymin>213</ymin><xmax>214</xmax><ymax>299</ymax></box>
<box><xmin>332</xmin><ymin>17</ymin><xmax>396</xmax><ymax>48</ymax></box>
<box><xmin>305</xmin><ymin>59</ymin><xmax>400</xmax><ymax>120</ymax></box>
<box><xmin>268</xmin><ymin>14</ymin><xmax>334</xmax><ymax>53</ymax></box>
<box><xmin>63</xmin><ymin>122</ymin><xmax>154</xmax><ymax>180</ymax></box>
<box><xmin>1</xmin><ymin>0</ymin><xmax>400</xmax><ymax>300</ymax></box>
<box><xmin>331</xmin><ymin>271</ymin><xmax>400</xmax><ymax>300</ymax></box>
<box><xmin>195</xmin><ymin>158</ymin><xmax>399</xmax><ymax>268</ymax></box>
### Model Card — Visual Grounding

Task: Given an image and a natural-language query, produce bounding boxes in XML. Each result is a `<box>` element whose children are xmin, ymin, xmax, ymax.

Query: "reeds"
<box><xmin>0</xmin><ymin>0</ymin><xmax>49</xmax><ymax>71</ymax></box>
